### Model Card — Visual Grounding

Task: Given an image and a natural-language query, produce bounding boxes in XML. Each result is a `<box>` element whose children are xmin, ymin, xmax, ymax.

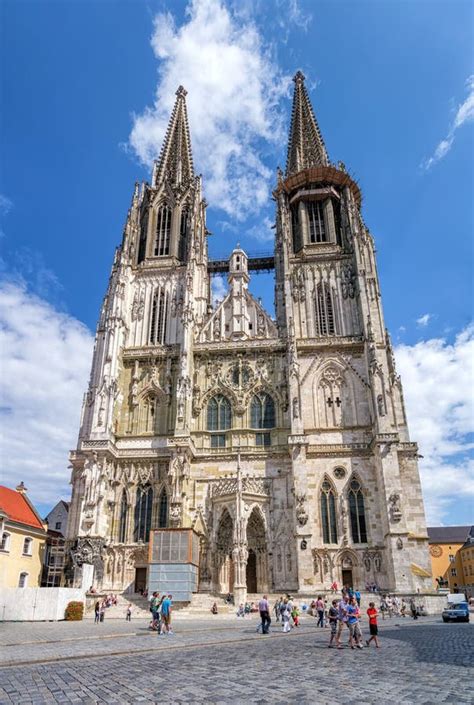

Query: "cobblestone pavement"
<box><xmin>0</xmin><ymin>616</ymin><xmax>472</xmax><ymax>704</ymax></box>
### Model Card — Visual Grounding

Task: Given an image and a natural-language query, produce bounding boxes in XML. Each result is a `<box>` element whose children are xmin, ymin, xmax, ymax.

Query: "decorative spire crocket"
<box><xmin>286</xmin><ymin>71</ymin><xmax>328</xmax><ymax>176</ymax></box>
<box><xmin>154</xmin><ymin>85</ymin><xmax>194</xmax><ymax>187</ymax></box>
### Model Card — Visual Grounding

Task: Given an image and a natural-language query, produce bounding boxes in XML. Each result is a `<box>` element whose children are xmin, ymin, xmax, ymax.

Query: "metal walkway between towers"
<box><xmin>208</xmin><ymin>251</ymin><xmax>275</xmax><ymax>274</ymax></box>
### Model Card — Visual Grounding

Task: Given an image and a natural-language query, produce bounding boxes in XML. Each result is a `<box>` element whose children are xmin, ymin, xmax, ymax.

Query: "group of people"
<box><xmin>235</xmin><ymin>601</ymin><xmax>260</xmax><ymax>617</ymax></box>
<box><xmin>93</xmin><ymin>594</ymin><xmax>120</xmax><ymax>623</ymax></box>
<box><xmin>327</xmin><ymin>594</ymin><xmax>380</xmax><ymax>649</ymax></box>
<box><xmin>148</xmin><ymin>592</ymin><xmax>173</xmax><ymax>634</ymax></box>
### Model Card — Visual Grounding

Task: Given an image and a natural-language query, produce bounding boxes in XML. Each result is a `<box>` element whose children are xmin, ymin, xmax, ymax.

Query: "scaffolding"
<box><xmin>42</xmin><ymin>534</ymin><xmax>66</xmax><ymax>587</ymax></box>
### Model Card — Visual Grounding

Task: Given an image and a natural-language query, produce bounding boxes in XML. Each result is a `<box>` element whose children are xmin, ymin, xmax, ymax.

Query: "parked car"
<box><xmin>442</xmin><ymin>601</ymin><xmax>470</xmax><ymax>623</ymax></box>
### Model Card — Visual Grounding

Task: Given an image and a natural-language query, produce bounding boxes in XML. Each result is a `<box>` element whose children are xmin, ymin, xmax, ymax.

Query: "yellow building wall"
<box><xmin>429</xmin><ymin>541</ymin><xmax>464</xmax><ymax>590</ymax></box>
<box><xmin>0</xmin><ymin>525</ymin><xmax>46</xmax><ymax>588</ymax></box>
<box><xmin>460</xmin><ymin>545</ymin><xmax>474</xmax><ymax>588</ymax></box>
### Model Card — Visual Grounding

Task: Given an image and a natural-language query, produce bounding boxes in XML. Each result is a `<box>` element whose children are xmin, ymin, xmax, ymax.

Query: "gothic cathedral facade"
<box><xmin>66</xmin><ymin>74</ymin><xmax>433</xmax><ymax>599</ymax></box>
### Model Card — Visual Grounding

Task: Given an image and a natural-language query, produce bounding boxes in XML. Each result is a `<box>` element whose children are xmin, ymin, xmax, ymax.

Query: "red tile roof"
<box><xmin>0</xmin><ymin>485</ymin><xmax>45</xmax><ymax>530</ymax></box>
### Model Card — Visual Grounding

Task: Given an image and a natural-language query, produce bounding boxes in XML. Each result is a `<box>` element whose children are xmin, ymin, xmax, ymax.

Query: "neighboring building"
<box><xmin>459</xmin><ymin>527</ymin><xmax>474</xmax><ymax>598</ymax></box>
<box><xmin>427</xmin><ymin>525</ymin><xmax>472</xmax><ymax>592</ymax></box>
<box><xmin>0</xmin><ymin>483</ymin><xmax>47</xmax><ymax>588</ymax></box>
<box><xmin>45</xmin><ymin>500</ymin><xmax>69</xmax><ymax>537</ymax></box>
<box><xmin>41</xmin><ymin>501</ymin><xmax>70</xmax><ymax>587</ymax></box>
<box><xmin>66</xmin><ymin>73</ymin><xmax>433</xmax><ymax>600</ymax></box>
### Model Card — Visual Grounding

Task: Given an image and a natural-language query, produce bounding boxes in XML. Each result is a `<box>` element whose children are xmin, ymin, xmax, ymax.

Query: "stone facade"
<box><xmin>66</xmin><ymin>75</ymin><xmax>433</xmax><ymax>599</ymax></box>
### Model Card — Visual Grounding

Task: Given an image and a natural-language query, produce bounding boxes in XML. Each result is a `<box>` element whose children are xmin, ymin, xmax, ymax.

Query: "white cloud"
<box><xmin>395</xmin><ymin>325</ymin><xmax>474</xmax><ymax>523</ymax></box>
<box><xmin>422</xmin><ymin>75</ymin><xmax>474</xmax><ymax>170</ymax></box>
<box><xmin>416</xmin><ymin>313</ymin><xmax>432</xmax><ymax>327</ymax></box>
<box><xmin>211</xmin><ymin>274</ymin><xmax>227</xmax><ymax>304</ymax></box>
<box><xmin>0</xmin><ymin>194</ymin><xmax>13</xmax><ymax>216</ymax></box>
<box><xmin>246</xmin><ymin>215</ymin><xmax>275</xmax><ymax>243</ymax></box>
<box><xmin>0</xmin><ymin>282</ymin><xmax>94</xmax><ymax>510</ymax></box>
<box><xmin>129</xmin><ymin>0</ymin><xmax>290</xmax><ymax>221</ymax></box>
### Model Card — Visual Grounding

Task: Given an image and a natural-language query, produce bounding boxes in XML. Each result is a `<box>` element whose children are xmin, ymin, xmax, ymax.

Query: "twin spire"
<box><xmin>154</xmin><ymin>71</ymin><xmax>328</xmax><ymax>188</ymax></box>
<box><xmin>286</xmin><ymin>71</ymin><xmax>328</xmax><ymax>176</ymax></box>
<box><xmin>154</xmin><ymin>85</ymin><xmax>194</xmax><ymax>187</ymax></box>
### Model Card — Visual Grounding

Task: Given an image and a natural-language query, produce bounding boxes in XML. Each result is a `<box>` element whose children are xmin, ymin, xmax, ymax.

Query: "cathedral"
<box><xmin>66</xmin><ymin>72</ymin><xmax>433</xmax><ymax>601</ymax></box>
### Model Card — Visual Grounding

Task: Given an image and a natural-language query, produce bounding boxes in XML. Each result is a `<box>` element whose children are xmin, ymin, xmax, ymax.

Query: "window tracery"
<box><xmin>348</xmin><ymin>478</ymin><xmax>367</xmax><ymax>543</ymax></box>
<box><xmin>321</xmin><ymin>479</ymin><xmax>338</xmax><ymax>544</ymax></box>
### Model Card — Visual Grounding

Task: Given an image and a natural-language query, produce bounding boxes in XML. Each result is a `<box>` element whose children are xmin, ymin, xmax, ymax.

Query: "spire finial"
<box><xmin>176</xmin><ymin>85</ymin><xmax>188</xmax><ymax>98</ymax></box>
<box><xmin>286</xmin><ymin>71</ymin><xmax>328</xmax><ymax>176</ymax></box>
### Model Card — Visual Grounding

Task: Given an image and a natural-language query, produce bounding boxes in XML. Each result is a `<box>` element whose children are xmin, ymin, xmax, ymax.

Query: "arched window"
<box><xmin>207</xmin><ymin>394</ymin><xmax>231</xmax><ymax>448</ymax></box>
<box><xmin>18</xmin><ymin>572</ymin><xmax>28</xmax><ymax>588</ymax></box>
<box><xmin>348</xmin><ymin>478</ymin><xmax>367</xmax><ymax>543</ymax></box>
<box><xmin>22</xmin><ymin>537</ymin><xmax>33</xmax><ymax>555</ymax></box>
<box><xmin>321</xmin><ymin>480</ymin><xmax>338</xmax><ymax>544</ymax></box>
<box><xmin>134</xmin><ymin>484</ymin><xmax>153</xmax><ymax>542</ymax></box>
<box><xmin>291</xmin><ymin>204</ymin><xmax>302</xmax><ymax>252</ymax></box>
<box><xmin>158</xmin><ymin>488</ymin><xmax>168</xmax><ymax>528</ymax></box>
<box><xmin>315</xmin><ymin>284</ymin><xmax>336</xmax><ymax>336</ymax></box>
<box><xmin>307</xmin><ymin>201</ymin><xmax>326</xmax><ymax>243</ymax></box>
<box><xmin>0</xmin><ymin>532</ymin><xmax>10</xmax><ymax>551</ymax></box>
<box><xmin>154</xmin><ymin>204</ymin><xmax>172</xmax><ymax>256</ymax></box>
<box><xmin>149</xmin><ymin>290</ymin><xmax>168</xmax><ymax>345</ymax></box>
<box><xmin>118</xmin><ymin>492</ymin><xmax>128</xmax><ymax>543</ymax></box>
<box><xmin>137</xmin><ymin>208</ymin><xmax>149</xmax><ymax>264</ymax></box>
<box><xmin>250</xmin><ymin>393</ymin><xmax>275</xmax><ymax>447</ymax></box>
<box><xmin>179</xmin><ymin>208</ymin><xmax>189</xmax><ymax>261</ymax></box>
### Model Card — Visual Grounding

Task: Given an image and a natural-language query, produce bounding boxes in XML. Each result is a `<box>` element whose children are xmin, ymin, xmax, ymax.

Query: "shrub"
<box><xmin>65</xmin><ymin>601</ymin><xmax>84</xmax><ymax>621</ymax></box>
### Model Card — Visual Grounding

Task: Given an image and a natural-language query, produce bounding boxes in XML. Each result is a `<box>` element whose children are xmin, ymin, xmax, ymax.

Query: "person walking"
<box><xmin>259</xmin><ymin>594</ymin><xmax>271</xmax><ymax>634</ymax></box>
<box><xmin>366</xmin><ymin>602</ymin><xmax>380</xmax><ymax>648</ymax></box>
<box><xmin>335</xmin><ymin>594</ymin><xmax>350</xmax><ymax>649</ymax></box>
<box><xmin>291</xmin><ymin>603</ymin><xmax>300</xmax><ymax>627</ymax></box>
<box><xmin>161</xmin><ymin>593</ymin><xmax>173</xmax><ymax>634</ymax></box>
<box><xmin>410</xmin><ymin>597</ymin><xmax>418</xmax><ymax>620</ymax></box>
<box><xmin>316</xmin><ymin>595</ymin><xmax>325</xmax><ymax>627</ymax></box>
<box><xmin>281</xmin><ymin>599</ymin><xmax>291</xmax><ymax>633</ymax></box>
<box><xmin>347</xmin><ymin>597</ymin><xmax>363</xmax><ymax>649</ymax></box>
<box><xmin>274</xmin><ymin>598</ymin><xmax>281</xmax><ymax>622</ymax></box>
<box><xmin>126</xmin><ymin>603</ymin><xmax>132</xmax><ymax>621</ymax></box>
<box><xmin>94</xmin><ymin>600</ymin><xmax>100</xmax><ymax>624</ymax></box>
<box><xmin>355</xmin><ymin>589</ymin><xmax>361</xmax><ymax>608</ymax></box>
<box><xmin>327</xmin><ymin>599</ymin><xmax>339</xmax><ymax>648</ymax></box>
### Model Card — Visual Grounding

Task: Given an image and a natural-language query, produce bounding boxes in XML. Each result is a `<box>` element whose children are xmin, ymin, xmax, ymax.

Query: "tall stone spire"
<box><xmin>154</xmin><ymin>85</ymin><xmax>194</xmax><ymax>187</ymax></box>
<box><xmin>286</xmin><ymin>71</ymin><xmax>328</xmax><ymax>176</ymax></box>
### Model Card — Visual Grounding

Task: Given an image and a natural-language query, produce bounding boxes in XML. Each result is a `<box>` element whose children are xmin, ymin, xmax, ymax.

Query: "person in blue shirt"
<box><xmin>347</xmin><ymin>597</ymin><xmax>363</xmax><ymax>649</ymax></box>
<box><xmin>355</xmin><ymin>589</ymin><xmax>361</xmax><ymax>607</ymax></box>
<box><xmin>161</xmin><ymin>594</ymin><xmax>173</xmax><ymax>635</ymax></box>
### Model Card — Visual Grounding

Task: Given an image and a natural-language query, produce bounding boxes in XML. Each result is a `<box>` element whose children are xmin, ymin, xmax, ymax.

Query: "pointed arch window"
<box><xmin>321</xmin><ymin>480</ymin><xmax>338</xmax><ymax>544</ymax></box>
<box><xmin>315</xmin><ymin>284</ymin><xmax>336</xmax><ymax>336</ymax></box>
<box><xmin>348</xmin><ymin>479</ymin><xmax>367</xmax><ymax>544</ymax></box>
<box><xmin>118</xmin><ymin>492</ymin><xmax>128</xmax><ymax>543</ymax></box>
<box><xmin>307</xmin><ymin>201</ymin><xmax>326</xmax><ymax>243</ymax></box>
<box><xmin>137</xmin><ymin>208</ymin><xmax>149</xmax><ymax>264</ymax></box>
<box><xmin>250</xmin><ymin>392</ymin><xmax>275</xmax><ymax>447</ymax></box>
<box><xmin>134</xmin><ymin>484</ymin><xmax>153</xmax><ymax>543</ymax></box>
<box><xmin>154</xmin><ymin>204</ymin><xmax>172</xmax><ymax>256</ymax></box>
<box><xmin>179</xmin><ymin>208</ymin><xmax>189</xmax><ymax>261</ymax></box>
<box><xmin>207</xmin><ymin>394</ymin><xmax>232</xmax><ymax>448</ymax></box>
<box><xmin>149</xmin><ymin>290</ymin><xmax>168</xmax><ymax>345</ymax></box>
<box><xmin>158</xmin><ymin>488</ymin><xmax>168</xmax><ymax>528</ymax></box>
<box><xmin>291</xmin><ymin>204</ymin><xmax>302</xmax><ymax>253</ymax></box>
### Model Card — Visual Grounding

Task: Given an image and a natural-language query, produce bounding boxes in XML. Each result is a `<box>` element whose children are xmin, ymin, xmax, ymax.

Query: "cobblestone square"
<box><xmin>0</xmin><ymin>615</ymin><xmax>472</xmax><ymax>704</ymax></box>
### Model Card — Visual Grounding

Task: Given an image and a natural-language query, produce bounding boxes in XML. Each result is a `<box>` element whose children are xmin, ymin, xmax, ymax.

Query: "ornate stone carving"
<box><xmin>70</xmin><ymin>537</ymin><xmax>106</xmax><ymax>581</ymax></box>
<box><xmin>294</xmin><ymin>492</ymin><xmax>308</xmax><ymax>527</ymax></box>
<box><xmin>341</xmin><ymin>264</ymin><xmax>356</xmax><ymax>299</ymax></box>
<box><xmin>388</xmin><ymin>492</ymin><xmax>402</xmax><ymax>522</ymax></box>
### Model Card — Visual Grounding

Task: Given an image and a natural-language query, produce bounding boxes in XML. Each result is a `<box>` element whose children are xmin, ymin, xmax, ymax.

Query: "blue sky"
<box><xmin>1</xmin><ymin>0</ymin><xmax>473</xmax><ymax>524</ymax></box>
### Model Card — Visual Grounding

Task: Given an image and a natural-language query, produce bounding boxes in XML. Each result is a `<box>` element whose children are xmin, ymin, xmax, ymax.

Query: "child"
<box><xmin>327</xmin><ymin>599</ymin><xmax>339</xmax><ymax>648</ymax></box>
<box><xmin>347</xmin><ymin>597</ymin><xmax>363</xmax><ymax>649</ymax></box>
<box><xmin>126</xmin><ymin>604</ymin><xmax>132</xmax><ymax>622</ymax></box>
<box><xmin>366</xmin><ymin>602</ymin><xmax>380</xmax><ymax>648</ymax></box>
<box><xmin>291</xmin><ymin>604</ymin><xmax>300</xmax><ymax>627</ymax></box>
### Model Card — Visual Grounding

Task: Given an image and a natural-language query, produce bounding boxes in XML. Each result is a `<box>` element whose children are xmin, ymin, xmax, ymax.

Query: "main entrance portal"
<box><xmin>246</xmin><ymin>550</ymin><xmax>257</xmax><ymax>593</ymax></box>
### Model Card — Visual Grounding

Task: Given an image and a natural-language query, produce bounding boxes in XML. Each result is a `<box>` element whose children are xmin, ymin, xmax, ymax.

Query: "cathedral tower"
<box><xmin>66</xmin><ymin>75</ymin><xmax>433</xmax><ymax>601</ymax></box>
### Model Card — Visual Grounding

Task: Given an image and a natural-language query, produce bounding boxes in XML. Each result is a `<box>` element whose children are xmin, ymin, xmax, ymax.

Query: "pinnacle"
<box><xmin>286</xmin><ymin>71</ymin><xmax>329</xmax><ymax>176</ymax></box>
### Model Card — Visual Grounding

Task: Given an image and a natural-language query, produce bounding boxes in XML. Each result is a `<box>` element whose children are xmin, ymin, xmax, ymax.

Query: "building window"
<box><xmin>315</xmin><ymin>284</ymin><xmax>336</xmax><ymax>336</ymax></box>
<box><xmin>207</xmin><ymin>395</ymin><xmax>231</xmax><ymax>447</ymax></box>
<box><xmin>154</xmin><ymin>204</ymin><xmax>172</xmax><ymax>256</ymax></box>
<box><xmin>158</xmin><ymin>488</ymin><xmax>168</xmax><ymax>528</ymax></box>
<box><xmin>291</xmin><ymin>204</ymin><xmax>302</xmax><ymax>252</ymax></box>
<box><xmin>256</xmin><ymin>432</ymin><xmax>271</xmax><ymax>447</ymax></box>
<box><xmin>149</xmin><ymin>290</ymin><xmax>168</xmax><ymax>345</ymax></box>
<box><xmin>118</xmin><ymin>492</ymin><xmax>128</xmax><ymax>543</ymax></box>
<box><xmin>18</xmin><ymin>572</ymin><xmax>28</xmax><ymax>588</ymax></box>
<box><xmin>179</xmin><ymin>208</ymin><xmax>189</xmax><ymax>261</ymax></box>
<box><xmin>250</xmin><ymin>393</ymin><xmax>275</xmax><ymax>446</ymax></box>
<box><xmin>449</xmin><ymin>554</ymin><xmax>455</xmax><ymax>562</ymax></box>
<box><xmin>348</xmin><ymin>479</ymin><xmax>367</xmax><ymax>544</ymax></box>
<box><xmin>55</xmin><ymin>522</ymin><xmax>61</xmax><ymax>530</ymax></box>
<box><xmin>134</xmin><ymin>484</ymin><xmax>153</xmax><ymax>543</ymax></box>
<box><xmin>307</xmin><ymin>201</ymin><xmax>326</xmax><ymax>243</ymax></box>
<box><xmin>137</xmin><ymin>208</ymin><xmax>149</xmax><ymax>264</ymax></box>
<box><xmin>451</xmin><ymin>568</ymin><xmax>457</xmax><ymax>577</ymax></box>
<box><xmin>321</xmin><ymin>480</ymin><xmax>338</xmax><ymax>544</ymax></box>
<box><xmin>0</xmin><ymin>532</ymin><xmax>10</xmax><ymax>551</ymax></box>
<box><xmin>23</xmin><ymin>537</ymin><xmax>33</xmax><ymax>556</ymax></box>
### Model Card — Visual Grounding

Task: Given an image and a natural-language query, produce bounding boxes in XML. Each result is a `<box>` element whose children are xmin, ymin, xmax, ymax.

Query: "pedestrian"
<box><xmin>327</xmin><ymin>599</ymin><xmax>339</xmax><ymax>648</ymax></box>
<box><xmin>99</xmin><ymin>601</ymin><xmax>105</xmax><ymax>623</ymax></box>
<box><xmin>281</xmin><ymin>599</ymin><xmax>292</xmax><ymax>633</ymax></box>
<box><xmin>335</xmin><ymin>594</ymin><xmax>350</xmax><ymax>649</ymax></box>
<box><xmin>347</xmin><ymin>597</ymin><xmax>363</xmax><ymax>649</ymax></box>
<box><xmin>94</xmin><ymin>600</ymin><xmax>100</xmax><ymax>624</ymax></box>
<box><xmin>366</xmin><ymin>602</ymin><xmax>380</xmax><ymax>648</ymax></box>
<box><xmin>161</xmin><ymin>593</ymin><xmax>173</xmax><ymax>634</ymax></box>
<box><xmin>291</xmin><ymin>604</ymin><xmax>300</xmax><ymax>627</ymax></box>
<box><xmin>236</xmin><ymin>603</ymin><xmax>245</xmax><ymax>618</ymax></box>
<box><xmin>274</xmin><ymin>598</ymin><xmax>281</xmax><ymax>622</ymax></box>
<box><xmin>409</xmin><ymin>597</ymin><xmax>418</xmax><ymax>620</ymax></box>
<box><xmin>400</xmin><ymin>599</ymin><xmax>407</xmax><ymax>617</ymax></box>
<box><xmin>355</xmin><ymin>589</ymin><xmax>361</xmax><ymax>608</ymax></box>
<box><xmin>380</xmin><ymin>595</ymin><xmax>388</xmax><ymax>620</ymax></box>
<box><xmin>259</xmin><ymin>594</ymin><xmax>271</xmax><ymax>634</ymax></box>
<box><xmin>126</xmin><ymin>603</ymin><xmax>132</xmax><ymax>621</ymax></box>
<box><xmin>316</xmin><ymin>595</ymin><xmax>325</xmax><ymax>627</ymax></box>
